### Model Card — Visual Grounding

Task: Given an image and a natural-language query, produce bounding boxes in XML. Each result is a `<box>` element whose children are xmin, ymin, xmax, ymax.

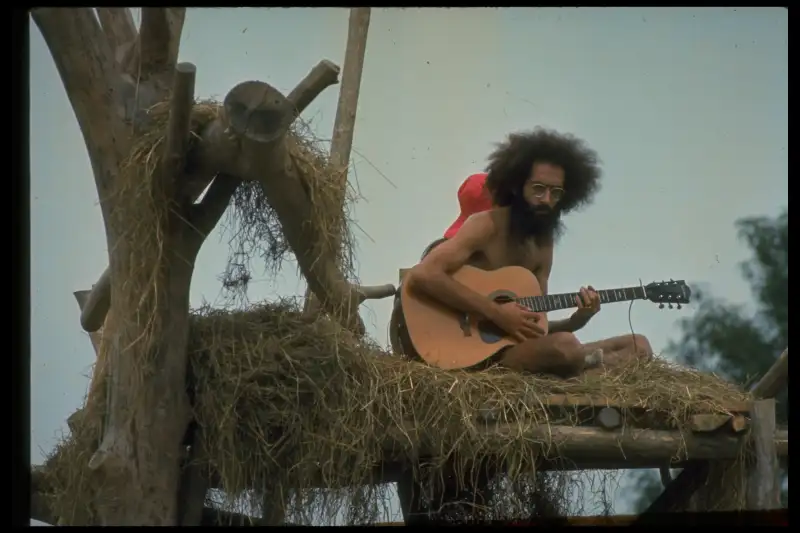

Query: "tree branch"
<box><xmin>138</xmin><ymin>8</ymin><xmax>186</xmax><ymax>77</ymax></box>
<box><xmin>287</xmin><ymin>60</ymin><xmax>341</xmax><ymax>118</ymax></box>
<box><xmin>96</xmin><ymin>8</ymin><xmax>138</xmax><ymax>65</ymax></box>
<box><xmin>31</xmin><ymin>8</ymin><xmax>126</xmax><ymax>198</ymax></box>
<box><xmin>355</xmin><ymin>284</ymin><xmax>396</xmax><ymax>303</ymax></box>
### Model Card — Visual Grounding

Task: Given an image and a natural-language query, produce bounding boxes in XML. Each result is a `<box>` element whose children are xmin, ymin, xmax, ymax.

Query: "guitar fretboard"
<box><xmin>517</xmin><ymin>286</ymin><xmax>647</xmax><ymax>313</ymax></box>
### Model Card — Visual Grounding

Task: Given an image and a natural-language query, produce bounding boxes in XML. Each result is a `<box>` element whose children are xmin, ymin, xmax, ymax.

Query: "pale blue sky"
<box><xmin>30</xmin><ymin>7</ymin><xmax>787</xmax><ymax>519</ymax></box>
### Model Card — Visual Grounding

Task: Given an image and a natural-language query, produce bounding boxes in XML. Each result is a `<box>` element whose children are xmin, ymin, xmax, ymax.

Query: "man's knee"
<box><xmin>629</xmin><ymin>334</ymin><xmax>653</xmax><ymax>360</ymax></box>
<box><xmin>548</xmin><ymin>332</ymin><xmax>585</xmax><ymax>371</ymax></box>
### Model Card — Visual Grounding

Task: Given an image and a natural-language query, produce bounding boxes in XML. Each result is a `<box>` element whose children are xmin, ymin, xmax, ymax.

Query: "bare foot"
<box><xmin>584</xmin><ymin>348</ymin><xmax>604</xmax><ymax>369</ymax></box>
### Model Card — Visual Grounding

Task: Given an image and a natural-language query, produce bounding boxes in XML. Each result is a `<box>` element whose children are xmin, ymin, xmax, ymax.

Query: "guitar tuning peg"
<box><xmin>668</xmin><ymin>304</ymin><xmax>673</xmax><ymax>309</ymax></box>
<box><xmin>677</xmin><ymin>304</ymin><xmax>682</xmax><ymax>310</ymax></box>
<box><xmin>659</xmin><ymin>303</ymin><xmax>665</xmax><ymax>309</ymax></box>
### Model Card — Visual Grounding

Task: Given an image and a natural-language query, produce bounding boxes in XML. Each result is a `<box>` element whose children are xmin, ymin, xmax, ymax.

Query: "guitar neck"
<box><xmin>518</xmin><ymin>286</ymin><xmax>647</xmax><ymax>313</ymax></box>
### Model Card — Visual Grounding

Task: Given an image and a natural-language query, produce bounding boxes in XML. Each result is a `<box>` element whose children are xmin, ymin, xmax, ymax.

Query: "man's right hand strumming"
<box><xmin>491</xmin><ymin>302</ymin><xmax>545</xmax><ymax>343</ymax></box>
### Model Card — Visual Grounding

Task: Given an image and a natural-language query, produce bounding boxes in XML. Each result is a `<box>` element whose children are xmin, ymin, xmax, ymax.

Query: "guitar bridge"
<box><xmin>459</xmin><ymin>313</ymin><xmax>472</xmax><ymax>337</ymax></box>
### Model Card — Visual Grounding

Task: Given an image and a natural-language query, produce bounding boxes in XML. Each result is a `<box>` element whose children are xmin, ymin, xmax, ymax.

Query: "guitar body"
<box><xmin>400</xmin><ymin>265</ymin><xmax>548</xmax><ymax>370</ymax></box>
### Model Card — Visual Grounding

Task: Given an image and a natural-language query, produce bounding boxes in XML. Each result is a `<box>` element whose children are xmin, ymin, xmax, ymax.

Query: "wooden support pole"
<box><xmin>745</xmin><ymin>399</ymin><xmax>780</xmax><ymax>510</ymax></box>
<box><xmin>751</xmin><ymin>348</ymin><xmax>788</xmax><ymax>398</ymax></box>
<box><xmin>163</xmin><ymin>62</ymin><xmax>197</xmax><ymax>197</ymax></box>
<box><xmin>177</xmin><ymin>431</ymin><xmax>210</xmax><ymax>526</ymax></box>
<box><xmin>640</xmin><ymin>348</ymin><xmax>789</xmax><ymax>514</ymax></box>
<box><xmin>303</xmin><ymin>7</ymin><xmax>371</xmax><ymax>314</ymax></box>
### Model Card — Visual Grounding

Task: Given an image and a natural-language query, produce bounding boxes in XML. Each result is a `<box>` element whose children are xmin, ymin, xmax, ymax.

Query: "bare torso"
<box><xmin>464</xmin><ymin>208</ymin><xmax>552</xmax><ymax>287</ymax></box>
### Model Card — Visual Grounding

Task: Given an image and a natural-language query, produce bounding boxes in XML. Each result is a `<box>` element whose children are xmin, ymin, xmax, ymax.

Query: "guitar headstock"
<box><xmin>644</xmin><ymin>280</ymin><xmax>692</xmax><ymax>309</ymax></box>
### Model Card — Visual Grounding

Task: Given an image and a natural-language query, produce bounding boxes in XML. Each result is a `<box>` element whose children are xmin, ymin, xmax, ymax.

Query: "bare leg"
<box><xmin>498</xmin><ymin>332</ymin><xmax>587</xmax><ymax>378</ymax></box>
<box><xmin>581</xmin><ymin>334</ymin><xmax>653</xmax><ymax>369</ymax></box>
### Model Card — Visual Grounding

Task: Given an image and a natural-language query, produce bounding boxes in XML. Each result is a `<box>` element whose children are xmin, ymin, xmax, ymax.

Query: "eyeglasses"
<box><xmin>528</xmin><ymin>182</ymin><xmax>564</xmax><ymax>203</ymax></box>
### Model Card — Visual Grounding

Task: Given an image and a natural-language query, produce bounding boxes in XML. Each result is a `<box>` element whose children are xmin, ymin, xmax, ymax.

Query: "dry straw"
<box><xmin>43</xmin><ymin>301</ymin><xmax>751</xmax><ymax>524</ymax></box>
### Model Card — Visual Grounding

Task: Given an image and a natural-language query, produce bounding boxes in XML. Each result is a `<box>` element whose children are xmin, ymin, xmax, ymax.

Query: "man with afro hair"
<box><xmin>404</xmin><ymin>128</ymin><xmax>652</xmax><ymax>377</ymax></box>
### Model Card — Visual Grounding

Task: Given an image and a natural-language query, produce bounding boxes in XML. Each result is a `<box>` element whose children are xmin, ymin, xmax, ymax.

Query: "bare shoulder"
<box><xmin>449</xmin><ymin>210</ymin><xmax>499</xmax><ymax>250</ymax></box>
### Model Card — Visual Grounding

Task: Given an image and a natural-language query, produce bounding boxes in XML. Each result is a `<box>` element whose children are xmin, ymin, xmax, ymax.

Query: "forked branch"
<box><xmin>78</xmin><ymin>60</ymin><xmax>344</xmax><ymax>334</ymax></box>
<box><xmin>138</xmin><ymin>8</ymin><xmax>186</xmax><ymax>76</ymax></box>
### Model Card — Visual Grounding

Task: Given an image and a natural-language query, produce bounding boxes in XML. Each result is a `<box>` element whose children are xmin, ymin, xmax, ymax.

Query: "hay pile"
<box><xmin>42</xmin><ymin>300</ymin><xmax>752</xmax><ymax>525</ymax></box>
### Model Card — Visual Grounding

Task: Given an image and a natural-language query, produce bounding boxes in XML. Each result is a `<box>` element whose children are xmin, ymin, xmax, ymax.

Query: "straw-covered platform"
<box><xmin>31</xmin><ymin>94</ymin><xmax>788</xmax><ymax>526</ymax></box>
<box><xmin>38</xmin><ymin>298</ymin><xmax>778</xmax><ymax>525</ymax></box>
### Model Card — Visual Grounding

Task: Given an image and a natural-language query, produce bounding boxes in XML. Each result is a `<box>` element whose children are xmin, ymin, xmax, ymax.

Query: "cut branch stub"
<box><xmin>223</xmin><ymin>81</ymin><xmax>294</xmax><ymax>144</ymax></box>
<box><xmin>80</xmin><ymin>268</ymin><xmax>111</xmax><ymax>332</ymax></box>
<box><xmin>287</xmin><ymin>60</ymin><xmax>341</xmax><ymax>118</ymax></box>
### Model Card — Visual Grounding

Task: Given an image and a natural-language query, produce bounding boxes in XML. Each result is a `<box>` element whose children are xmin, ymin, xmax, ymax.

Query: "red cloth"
<box><xmin>444</xmin><ymin>172</ymin><xmax>492</xmax><ymax>239</ymax></box>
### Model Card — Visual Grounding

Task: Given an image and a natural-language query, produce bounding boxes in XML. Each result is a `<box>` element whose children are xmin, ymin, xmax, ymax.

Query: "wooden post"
<box><xmin>640</xmin><ymin>348</ymin><xmax>789</xmax><ymax>514</ymax></box>
<box><xmin>745</xmin><ymin>399</ymin><xmax>780</xmax><ymax>510</ymax></box>
<box><xmin>303</xmin><ymin>7</ymin><xmax>371</xmax><ymax>314</ymax></box>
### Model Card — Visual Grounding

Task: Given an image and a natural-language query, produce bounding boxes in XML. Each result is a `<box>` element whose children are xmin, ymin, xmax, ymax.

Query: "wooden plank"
<box><xmin>530</xmin><ymin>394</ymin><xmax>751</xmax><ymax>414</ymax></box>
<box><xmin>746</xmin><ymin>399</ymin><xmax>780</xmax><ymax>510</ymax></box>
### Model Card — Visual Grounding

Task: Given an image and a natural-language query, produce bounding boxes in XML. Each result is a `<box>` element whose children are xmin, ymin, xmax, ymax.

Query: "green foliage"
<box><xmin>631</xmin><ymin>208</ymin><xmax>788</xmax><ymax>513</ymax></box>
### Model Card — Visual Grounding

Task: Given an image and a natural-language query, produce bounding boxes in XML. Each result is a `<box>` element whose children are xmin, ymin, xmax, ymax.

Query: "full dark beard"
<box><xmin>508</xmin><ymin>196</ymin><xmax>563</xmax><ymax>246</ymax></box>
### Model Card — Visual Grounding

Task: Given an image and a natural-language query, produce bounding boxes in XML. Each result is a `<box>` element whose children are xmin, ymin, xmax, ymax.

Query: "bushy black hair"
<box><xmin>484</xmin><ymin>128</ymin><xmax>602</xmax><ymax>214</ymax></box>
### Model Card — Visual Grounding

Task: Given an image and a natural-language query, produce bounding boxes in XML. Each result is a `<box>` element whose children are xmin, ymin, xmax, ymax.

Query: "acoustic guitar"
<box><xmin>400</xmin><ymin>265</ymin><xmax>692</xmax><ymax>370</ymax></box>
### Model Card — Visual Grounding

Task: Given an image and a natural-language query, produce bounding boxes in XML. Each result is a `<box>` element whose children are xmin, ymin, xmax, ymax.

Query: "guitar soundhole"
<box><xmin>476</xmin><ymin>292</ymin><xmax>516</xmax><ymax>344</ymax></box>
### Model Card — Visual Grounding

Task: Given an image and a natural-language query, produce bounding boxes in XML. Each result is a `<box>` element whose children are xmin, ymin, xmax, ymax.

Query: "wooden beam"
<box><xmin>178</xmin><ymin>432</ymin><xmax>210</xmax><ymax>526</ymax></box>
<box><xmin>751</xmin><ymin>348</ymin><xmax>788</xmax><ymax>398</ymax></box>
<box><xmin>385</xmin><ymin>425</ymin><xmax>778</xmax><ymax>464</ymax></box>
<box><xmin>641</xmin><ymin>348</ymin><xmax>789</xmax><ymax>514</ymax></box>
<box><xmin>745</xmin><ymin>399</ymin><xmax>780</xmax><ymax>510</ymax></box>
